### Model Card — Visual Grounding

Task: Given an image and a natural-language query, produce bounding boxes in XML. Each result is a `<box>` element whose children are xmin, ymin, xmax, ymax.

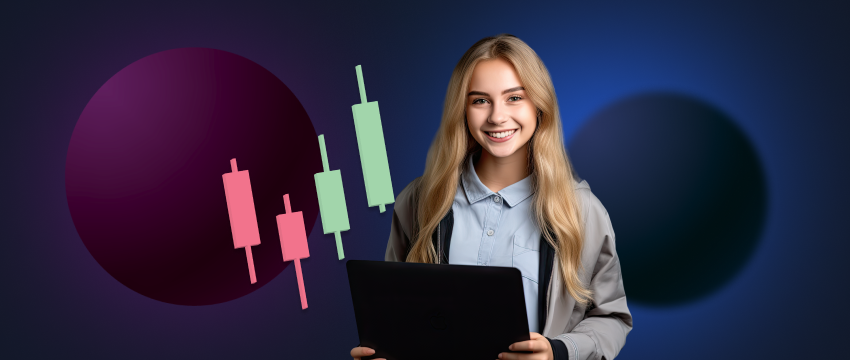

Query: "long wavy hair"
<box><xmin>406</xmin><ymin>34</ymin><xmax>591</xmax><ymax>304</ymax></box>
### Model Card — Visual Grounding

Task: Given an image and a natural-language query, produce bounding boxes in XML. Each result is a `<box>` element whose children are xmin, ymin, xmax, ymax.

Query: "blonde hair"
<box><xmin>406</xmin><ymin>34</ymin><xmax>592</xmax><ymax>304</ymax></box>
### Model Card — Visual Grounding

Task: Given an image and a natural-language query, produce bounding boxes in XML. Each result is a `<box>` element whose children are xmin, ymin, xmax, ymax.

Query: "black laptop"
<box><xmin>346</xmin><ymin>260</ymin><xmax>531</xmax><ymax>360</ymax></box>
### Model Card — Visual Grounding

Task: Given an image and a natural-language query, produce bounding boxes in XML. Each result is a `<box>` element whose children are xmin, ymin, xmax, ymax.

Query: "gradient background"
<box><xmin>2</xmin><ymin>0</ymin><xmax>848</xmax><ymax>359</ymax></box>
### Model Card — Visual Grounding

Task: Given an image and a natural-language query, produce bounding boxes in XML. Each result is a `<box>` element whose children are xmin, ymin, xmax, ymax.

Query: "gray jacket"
<box><xmin>385</xmin><ymin>177</ymin><xmax>633</xmax><ymax>360</ymax></box>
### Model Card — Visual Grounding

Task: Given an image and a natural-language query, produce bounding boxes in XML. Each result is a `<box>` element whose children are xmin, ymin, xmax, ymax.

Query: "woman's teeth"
<box><xmin>488</xmin><ymin>130</ymin><xmax>515</xmax><ymax>138</ymax></box>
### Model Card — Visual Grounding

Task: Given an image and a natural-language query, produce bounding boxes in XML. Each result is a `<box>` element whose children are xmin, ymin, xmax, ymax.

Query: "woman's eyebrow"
<box><xmin>501</xmin><ymin>86</ymin><xmax>525</xmax><ymax>94</ymax></box>
<box><xmin>467</xmin><ymin>86</ymin><xmax>525</xmax><ymax>97</ymax></box>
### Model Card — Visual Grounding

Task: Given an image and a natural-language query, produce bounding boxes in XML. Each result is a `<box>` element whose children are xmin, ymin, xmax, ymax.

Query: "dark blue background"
<box><xmin>2</xmin><ymin>1</ymin><xmax>848</xmax><ymax>358</ymax></box>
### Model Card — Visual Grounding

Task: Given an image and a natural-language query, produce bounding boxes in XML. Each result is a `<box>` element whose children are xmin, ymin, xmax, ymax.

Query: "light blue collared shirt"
<box><xmin>449</xmin><ymin>152</ymin><xmax>542</xmax><ymax>333</ymax></box>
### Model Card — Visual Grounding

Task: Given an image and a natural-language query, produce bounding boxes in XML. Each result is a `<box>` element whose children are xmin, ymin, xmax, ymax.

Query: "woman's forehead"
<box><xmin>468</xmin><ymin>58</ymin><xmax>524</xmax><ymax>91</ymax></box>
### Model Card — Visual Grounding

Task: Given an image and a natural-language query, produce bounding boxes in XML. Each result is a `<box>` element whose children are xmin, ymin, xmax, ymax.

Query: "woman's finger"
<box><xmin>528</xmin><ymin>332</ymin><xmax>545</xmax><ymax>340</ymax></box>
<box><xmin>350</xmin><ymin>346</ymin><xmax>376</xmax><ymax>359</ymax></box>
<box><xmin>509</xmin><ymin>339</ymin><xmax>540</xmax><ymax>352</ymax></box>
<box><xmin>509</xmin><ymin>338</ymin><xmax>548</xmax><ymax>352</ymax></box>
<box><xmin>497</xmin><ymin>351</ymin><xmax>546</xmax><ymax>360</ymax></box>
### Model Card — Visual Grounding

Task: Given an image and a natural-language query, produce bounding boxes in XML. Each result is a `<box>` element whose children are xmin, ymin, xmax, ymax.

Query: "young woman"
<box><xmin>351</xmin><ymin>34</ymin><xmax>632</xmax><ymax>360</ymax></box>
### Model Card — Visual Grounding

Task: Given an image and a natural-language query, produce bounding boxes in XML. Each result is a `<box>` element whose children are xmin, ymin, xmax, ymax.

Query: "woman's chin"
<box><xmin>482</xmin><ymin>145</ymin><xmax>521</xmax><ymax>159</ymax></box>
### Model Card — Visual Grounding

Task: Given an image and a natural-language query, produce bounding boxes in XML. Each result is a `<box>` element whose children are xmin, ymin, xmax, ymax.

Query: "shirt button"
<box><xmin>494</xmin><ymin>196</ymin><xmax>501</xmax><ymax>203</ymax></box>
<box><xmin>487</xmin><ymin>229</ymin><xmax>494</xmax><ymax>236</ymax></box>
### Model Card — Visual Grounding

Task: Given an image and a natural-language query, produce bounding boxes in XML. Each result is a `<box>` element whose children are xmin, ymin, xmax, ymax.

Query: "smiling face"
<box><xmin>466</xmin><ymin>57</ymin><xmax>538</xmax><ymax>159</ymax></box>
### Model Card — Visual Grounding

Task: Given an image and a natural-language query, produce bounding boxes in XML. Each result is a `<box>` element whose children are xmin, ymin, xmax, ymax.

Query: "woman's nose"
<box><xmin>489</xmin><ymin>103</ymin><xmax>509</xmax><ymax>125</ymax></box>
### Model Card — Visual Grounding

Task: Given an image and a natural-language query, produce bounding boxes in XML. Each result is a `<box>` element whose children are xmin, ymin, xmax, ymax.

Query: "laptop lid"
<box><xmin>346</xmin><ymin>260</ymin><xmax>530</xmax><ymax>360</ymax></box>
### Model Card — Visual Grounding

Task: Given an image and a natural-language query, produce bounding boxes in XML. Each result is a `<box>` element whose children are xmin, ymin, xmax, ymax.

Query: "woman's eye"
<box><xmin>508</xmin><ymin>95</ymin><xmax>522</xmax><ymax>102</ymax></box>
<box><xmin>472</xmin><ymin>98</ymin><xmax>489</xmax><ymax>105</ymax></box>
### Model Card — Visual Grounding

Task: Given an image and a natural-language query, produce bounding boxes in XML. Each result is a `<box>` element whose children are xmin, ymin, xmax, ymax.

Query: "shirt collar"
<box><xmin>461</xmin><ymin>152</ymin><xmax>535</xmax><ymax>207</ymax></box>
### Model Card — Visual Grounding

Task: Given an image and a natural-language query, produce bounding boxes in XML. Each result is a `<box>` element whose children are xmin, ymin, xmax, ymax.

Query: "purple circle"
<box><xmin>65</xmin><ymin>48</ymin><xmax>321</xmax><ymax>305</ymax></box>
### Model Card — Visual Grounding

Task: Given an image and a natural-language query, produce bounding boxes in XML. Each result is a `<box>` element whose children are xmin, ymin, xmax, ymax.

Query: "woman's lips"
<box><xmin>485</xmin><ymin>129</ymin><xmax>516</xmax><ymax>143</ymax></box>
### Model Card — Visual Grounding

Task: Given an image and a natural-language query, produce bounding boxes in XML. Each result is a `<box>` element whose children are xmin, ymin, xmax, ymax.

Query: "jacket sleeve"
<box><xmin>385</xmin><ymin>177</ymin><xmax>419</xmax><ymax>262</ymax></box>
<box><xmin>551</xmin><ymin>189</ymin><xmax>633</xmax><ymax>360</ymax></box>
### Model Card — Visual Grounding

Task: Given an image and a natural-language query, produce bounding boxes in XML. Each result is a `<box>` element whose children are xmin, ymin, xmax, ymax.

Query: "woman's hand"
<box><xmin>497</xmin><ymin>332</ymin><xmax>553</xmax><ymax>360</ymax></box>
<box><xmin>350</xmin><ymin>346</ymin><xmax>384</xmax><ymax>360</ymax></box>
